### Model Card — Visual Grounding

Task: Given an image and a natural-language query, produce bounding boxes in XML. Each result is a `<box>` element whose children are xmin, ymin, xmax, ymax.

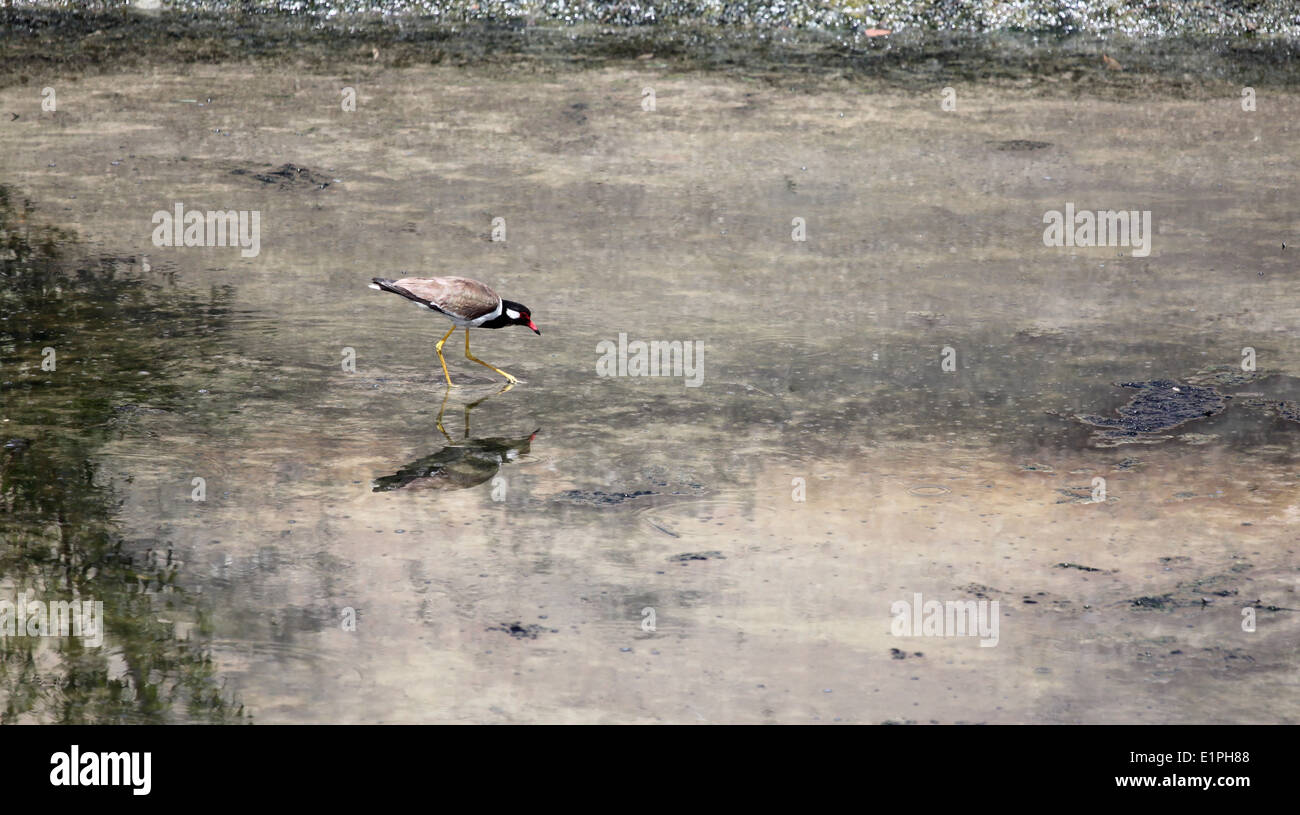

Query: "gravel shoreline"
<box><xmin>4</xmin><ymin>6</ymin><xmax>1300</xmax><ymax>94</ymax></box>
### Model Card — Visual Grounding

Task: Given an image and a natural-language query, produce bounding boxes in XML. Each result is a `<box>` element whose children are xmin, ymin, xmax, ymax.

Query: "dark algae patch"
<box><xmin>1132</xmin><ymin>595</ymin><xmax>1177</xmax><ymax>610</ymax></box>
<box><xmin>1273</xmin><ymin>401</ymin><xmax>1300</xmax><ymax>423</ymax></box>
<box><xmin>1129</xmin><ymin>568</ymin><xmax>1293</xmax><ymax>613</ymax></box>
<box><xmin>1056</xmin><ymin>562</ymin><xmax>1103</xmax><ymax>572</ymax></box>
<box><xmin>487</xmin><ymin>622</ymin><xmax>552</xmax><ymax>639</ymax></box>
<box><xmin>1076</xmin><ymin>380</ymin><xmax>1227</xmax><ymax>447</ymax></box>
<box><xmin>1075</xmin><ymin>375</ymin><xmax>1300</xmax><ymax>446</ymax></box>
<box><xmin>1055</xmin><ymin>486</ymin><xmax>1100</xmax><ymax>504</ymax></box>
<box><xmin>669</xmin><ymin>551</ymin><xmax>725</xmax><ymax>562</ymax></box>
<box><xmin>988</xmin><ymin>139</ymin><xmax>1052</xmax><ymax>151</ymax></box>
<box><xmin>230</xmin><ymin>163</ymin><xmax>335</xmax><ymax>190</ymax></box>
<box><xmin>554</xmin><ymin>489</ymin><xmax>655</xmax><ymax>506</ymax></box>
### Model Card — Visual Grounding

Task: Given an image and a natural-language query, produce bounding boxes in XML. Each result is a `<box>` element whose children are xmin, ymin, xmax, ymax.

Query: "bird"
<box><xmin>369</xmin><ymin>276</ymin><xmax>539</xmax><ymax>387</ymax></box>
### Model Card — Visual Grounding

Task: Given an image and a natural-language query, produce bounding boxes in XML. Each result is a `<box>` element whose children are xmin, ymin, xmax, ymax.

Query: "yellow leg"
<box><xmin>435</xmin><ymin>325</ymin><xmax>458</xmax><ymax>388</ymax></box>
<box><xmin>434</xmin><ymin>388</ymin><xmax>453</xmax><ymax>443</ymax></box>
<box><xmin>465</xmin><ymin>329</ymin><xmax>518</xmax><ymax>384</ymax></box>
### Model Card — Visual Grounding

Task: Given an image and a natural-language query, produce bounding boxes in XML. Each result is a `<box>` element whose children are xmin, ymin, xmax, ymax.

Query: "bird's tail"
<box><xmin>370</xmin><ymin>276</ymin><xmax>444</xmax><ymax>313</ymax></box>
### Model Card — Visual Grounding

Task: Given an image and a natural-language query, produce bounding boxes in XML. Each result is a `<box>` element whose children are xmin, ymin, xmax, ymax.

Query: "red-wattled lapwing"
<box><xmin>369</xmin><ymin>276</ymin><xmax>539</xmax><ymax>387</ymax></box>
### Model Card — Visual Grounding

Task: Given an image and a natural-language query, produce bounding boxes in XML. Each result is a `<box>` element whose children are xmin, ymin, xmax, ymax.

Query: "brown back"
<box><xmin>391</xmin><ymin>276</ymin><xmax>501</xmax><ymax>320</ymax></box>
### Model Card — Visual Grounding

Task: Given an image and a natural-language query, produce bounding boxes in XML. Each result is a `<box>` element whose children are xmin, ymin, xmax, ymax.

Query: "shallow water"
<box><xmin>1</xmin><ymin>52</ymin><xmax>1298</xmax><ymax>722</ymax></box>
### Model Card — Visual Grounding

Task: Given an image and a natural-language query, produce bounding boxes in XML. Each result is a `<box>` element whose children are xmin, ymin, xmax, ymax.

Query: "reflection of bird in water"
<box><xmin>372</xmin><ymin>384</ymin><xmax>537</xmax><ymax>492</ymax></box>
<box><xmin>372</xmin><ymin>430</ymin><xmax>538</xmax><ymax>492</ymax></box>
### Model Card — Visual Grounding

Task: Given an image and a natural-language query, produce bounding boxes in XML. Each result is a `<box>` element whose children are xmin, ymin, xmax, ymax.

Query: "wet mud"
<box><xmin>1</xmin><ymin>10</ymin><xmax>1298</xmax><ymax>723</ymax></box>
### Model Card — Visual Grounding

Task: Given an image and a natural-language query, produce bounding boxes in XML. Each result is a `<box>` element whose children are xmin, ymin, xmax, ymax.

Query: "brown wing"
<box><xmin>391</xmin><ymin>276</ymin><xmax>500</xmax><ymax>321</ymax></box>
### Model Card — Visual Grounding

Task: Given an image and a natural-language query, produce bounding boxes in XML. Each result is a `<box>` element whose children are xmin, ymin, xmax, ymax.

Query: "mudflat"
<box><xmin>1</xmin><ymin>17</ymin><xmax>1297</xmax><ymax>723</ymax></box>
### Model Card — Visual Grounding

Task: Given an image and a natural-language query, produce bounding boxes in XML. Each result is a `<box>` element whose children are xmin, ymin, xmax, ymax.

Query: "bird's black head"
<box><xmin>502</xmin><ymin>300</ymin><xmax>540</xmax><ymax>334</ymax></box>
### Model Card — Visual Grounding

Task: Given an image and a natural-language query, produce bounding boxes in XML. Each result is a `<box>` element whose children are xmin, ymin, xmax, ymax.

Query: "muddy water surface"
<box><xmin>1</xmin><ymin>62</ymin><xmax>1297</xmax><ymax>722</ymax></box>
